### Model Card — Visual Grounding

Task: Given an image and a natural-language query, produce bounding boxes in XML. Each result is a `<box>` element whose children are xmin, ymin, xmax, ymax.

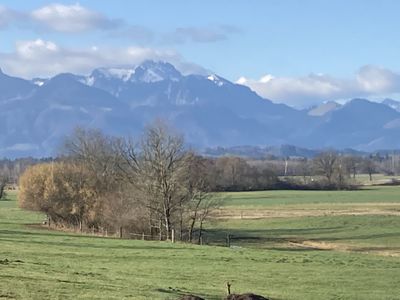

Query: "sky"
<box><xmin>1</xmin><ymin>0</ymin><xmax>400</xmax><ymax>107</ymax></box>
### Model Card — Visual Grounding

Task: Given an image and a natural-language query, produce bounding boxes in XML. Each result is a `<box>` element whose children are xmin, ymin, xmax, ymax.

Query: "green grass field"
<box><xmin>1</xmin><ymin>188</ymin><xmax>400</xmax><ymax>299</ymax></box>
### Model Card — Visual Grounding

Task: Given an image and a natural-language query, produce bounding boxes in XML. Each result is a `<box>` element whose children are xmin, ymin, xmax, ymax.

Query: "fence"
<box><xmin>42</xmin><ymin>222</ymin><xmax>230</xmax><ymax>246</ymax></box>
<box><xmin>54</xmin><ymin>226</ymin><xmax>178</xmax><ymax>243</ymax></box>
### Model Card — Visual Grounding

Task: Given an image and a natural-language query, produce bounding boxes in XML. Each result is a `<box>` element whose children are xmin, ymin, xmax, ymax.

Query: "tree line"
<box><xmin>14</xmin><ymin>121</ymin><xmax>399</xmax><ymax>239</ymax></box>
<box><xmin>19</xmin><ymin>122</ymin><xmax>218</xmax><ymax>242</ymax></box>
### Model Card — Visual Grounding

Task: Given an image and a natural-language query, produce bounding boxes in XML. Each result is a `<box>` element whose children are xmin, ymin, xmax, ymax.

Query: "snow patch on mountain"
<box><xmin>207</xmin><ymin>74</ymin><xmax>226</xmax><ymax>86</ymax></box>
<box><xmin>33</xmin><ymin>79</ymin><xmax>46</xmax><ymax>86</ymax></box>
<box><xmin>137</xmin><ymin>68</ymin><xmax>164</xmax><ymax>83</ymax></box>
<box><xmin>107</xmin><ymin>68</ymin><xmax>135</xmax><ymax>81</ymax></box>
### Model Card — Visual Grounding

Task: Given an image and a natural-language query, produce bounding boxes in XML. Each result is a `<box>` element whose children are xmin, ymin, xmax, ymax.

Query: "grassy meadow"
<box><xmin>1</xmin><ymin>188</ymin><xmax>400</xmax><ymax>299</ymax></box>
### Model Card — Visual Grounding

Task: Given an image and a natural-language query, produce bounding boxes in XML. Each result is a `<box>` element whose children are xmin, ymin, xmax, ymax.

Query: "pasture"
<box><xmin>0</xmin><ymin>188</ymin><xmax>400</xmax><ymax>299</ymax></box>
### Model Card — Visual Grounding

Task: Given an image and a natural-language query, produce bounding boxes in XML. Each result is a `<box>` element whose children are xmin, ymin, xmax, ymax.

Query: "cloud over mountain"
<box><xmin>237</xmin><ymin>65</ymin><xmax>400</xmax><ymax>108</ymax></box>
<box><xmin>0</xmin><ymin>39</ymin><xmax>205</xmax><ymax>78</ymax></box>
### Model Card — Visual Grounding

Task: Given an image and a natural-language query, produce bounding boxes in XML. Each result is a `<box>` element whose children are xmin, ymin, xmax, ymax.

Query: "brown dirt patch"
<box><xmin>288</xmin><ymin>240</ymin><xmax>400</xmax><ymax>257</ymax></box>
<box><xmin>212</xmin><ymin>205</ymin><xmax>400</xmax><ymax>219</ymax></box>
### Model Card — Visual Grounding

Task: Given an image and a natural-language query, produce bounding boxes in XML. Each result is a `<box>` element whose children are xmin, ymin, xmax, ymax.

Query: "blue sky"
<box><xmin>1</xmin><ymin>0</ymin><xmax>400</xmax><ymax>107</ymax></box>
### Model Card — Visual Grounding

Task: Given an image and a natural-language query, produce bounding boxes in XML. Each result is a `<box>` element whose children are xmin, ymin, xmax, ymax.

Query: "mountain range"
<box><xmin>1</xmin><ymin>61</ymin><xmax>400</xmax><ymax>158</ymax></box>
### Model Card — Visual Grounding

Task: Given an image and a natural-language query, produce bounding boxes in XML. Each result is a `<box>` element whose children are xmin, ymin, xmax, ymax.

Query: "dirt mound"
<box><xmin>179</xmin><ymin>295</ymin><xmax>205</xmax><ymax>300</ymax></box>
<box><xmin>225</xmin><ymin>293</ymin><xmax>269</xmax><ymax>300</ymax></box>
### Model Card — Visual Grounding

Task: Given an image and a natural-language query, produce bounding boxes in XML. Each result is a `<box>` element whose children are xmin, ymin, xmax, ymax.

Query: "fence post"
<box><xmin>226</xmin><ymin>234</ymin><xmax>231</xmax><ymax>247</ymax></box>
<box><xmin>142</xmin><ymin>232</ymin><xmax>145</xmax><ymax>241</ymax></box>
<box><xmin>172</xmin><ymin>229</ymin><xmax>175</xmax><ymax>243</ymax></box>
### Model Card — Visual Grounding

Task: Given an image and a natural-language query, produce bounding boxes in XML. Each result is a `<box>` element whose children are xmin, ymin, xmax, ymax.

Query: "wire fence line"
<box><xmin>49</xmin><ymin>225</ymin><xmax>199</xmax><ymax>243</ymax></box>
<box><xmin>41</xmin><ymin>222</ymin><xmax>235</xmax><ymax>247</ymax></box>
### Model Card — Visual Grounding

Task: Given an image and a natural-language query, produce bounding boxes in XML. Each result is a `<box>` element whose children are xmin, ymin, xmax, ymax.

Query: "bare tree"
<box><xmin>361</xmin><ymin>158</ymin><xmax>377</xmax><ymax>181</ymax></box>
<box><xmin>313</xmin><ymin>152</ymin><xmax>338</xmax><ymax>184</ymax></box>
<box><xmin>215</xmin><ymin>156</ymin><xmax>250</xmax><ymax>191</ymax></box>
<box><xmin>342</xmin><ymin>156</ymin><xmax>361</xmax><ymax>179</ymax></box>
<box><xmin>184</xmin><ymin>155</ymin><xmax>213</xmax><ymax>242</ymax></box>
<box><xmin>101</xmin><ymin>187</ymin><xmax>138</xmax><ymax>238</ymax></box>
<box><xmin>0</xmin><ymin>175</ymin><xmax>7</xmax><ymax>200</ymax></box>
<box><xmin>298</xmin><ymin>158</ymin><xmax>312</xmax><ymax>184</ymax></box>
<box><xmin>62</xmin><ymin>127</ymin><xmax>124</xmax><ymax>193</ymax></box>
<box><xmin>138</xmin><ymin>121</ymin><xmax>188</xmax><ymax>240</ymax></box>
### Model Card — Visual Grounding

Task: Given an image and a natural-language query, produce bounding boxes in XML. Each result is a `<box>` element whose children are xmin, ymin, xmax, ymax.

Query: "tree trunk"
<box><xmin>159</xmin><ymin>219</ymin><xmax>162</xmax><ymax>241</ymax></box>
<box><xmin>197</xmin><ymin>220</ymin><xmax>204</xmax><ymax>245</ymax></box>
<box><xmin>163</xmin><ymin>205</ymin><xmax>171</xmax><ymax>240</ymax></box>
<box><xmin>148</xmin><ymin>208</ymin><xmax>153</xmax><ymax>238</ymax></box>
<box><xmin>327</xmin><ymin>174</ymin><xmax>332</xmax><ymax>184</ymax></box>
<box><xmin>179</xmin><ymin>207</ymin><xmax>184</xmax><ymax>241</ymax></box>
<box><xmin>164</xmin><ymin>216</ymin><xmax>171</xmax><ymax>240</ymax></box>
<box><xmin>119</xmin><ymin>226</ymin><xmax>123</xmax><ymax>239</ymax></box>
<box><xmin>188</xmin><ymin>217</ymin><xmax>196</xmax><ymax>243</ymax></box>
<box><xmin>0</xmin><ymin>185</ymin><xmax>4</xmax><ymax>199</ymax></box>
<box><xmin>188</xmin><ymin>197</ymin><xmax>201</xmax><ymax>243</ymax></box>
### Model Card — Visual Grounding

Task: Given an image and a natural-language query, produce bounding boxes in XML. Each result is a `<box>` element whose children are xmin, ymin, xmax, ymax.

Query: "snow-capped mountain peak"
<box><xmin>86</xmin><ymin>61</ymin><xmax>182</xmax><ymax>86</ymax></box>
<box><xmin>130</xmin><ymin>60</ymin><xmax>182</xmax><ymax>83</ymax></box>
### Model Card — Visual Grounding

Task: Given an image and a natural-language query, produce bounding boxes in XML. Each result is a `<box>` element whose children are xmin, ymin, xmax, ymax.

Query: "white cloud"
<box><xmin>0</xmin><ymin>4</ymin><xmax>241</xmax><ymax>45</ymax></box>
<box><xmin>16</xmin><ymin>39</ymin><xmax>59</xmax><ymax>58</ymax></box>
<box><xmin>237</xmin><ymin>65</ymin><xmax>400</xmax><ymax>108</ymax></box>
<box><xmin>30</xmin><ymin>3</ymin><xmax>121</xmax><ymax>32</ymax></box>
<box><xmin>356</xmin><ymin>65</ymin><xmax>399</xmax><ymax>93</ymax></box>
<box><xmin>0</xmin><ymin>39</ymin><xmax>204</xmax><ymax>78</ymax></box>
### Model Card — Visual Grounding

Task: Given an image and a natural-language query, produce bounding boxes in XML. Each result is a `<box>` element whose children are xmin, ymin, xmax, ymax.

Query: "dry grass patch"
<box><xmin>212</xmin><ymin>204</ymin><xmax>400</xmax><ymax>219</ymax></box>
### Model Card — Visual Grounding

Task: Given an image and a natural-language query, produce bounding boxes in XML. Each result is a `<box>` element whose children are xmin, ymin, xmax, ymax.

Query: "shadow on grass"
<box><xmin>0</xmin><ymin>222</ymin><xmax>26</xmax><ymax>226</ymax></box>
<box><xmin>0</xmin><ymin>198</ymin><xmax>13</xmax><ymax>202</ymax></box>
<box><xmin>205</xmin><ymin>225</ymin><xmax>400</xmax><ymax>252</ymax></box>
<box><xmin>204</xmin><ymin>226</ymin><xmax>344</xmax><ymax>246</ymax></box>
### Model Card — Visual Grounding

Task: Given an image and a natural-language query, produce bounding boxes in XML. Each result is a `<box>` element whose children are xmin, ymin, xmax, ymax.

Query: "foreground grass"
<box><xmin>1</xmin><ymin>190</ymin><xmax>400</xmax><ymax>299</ymax></box>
